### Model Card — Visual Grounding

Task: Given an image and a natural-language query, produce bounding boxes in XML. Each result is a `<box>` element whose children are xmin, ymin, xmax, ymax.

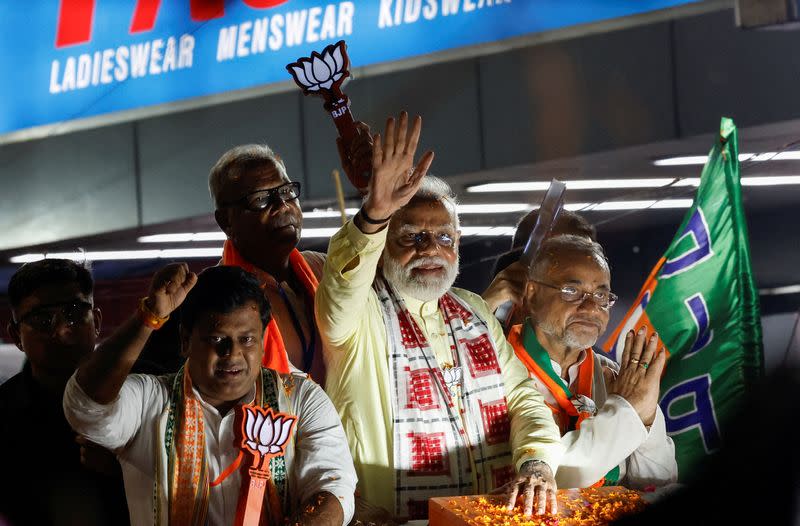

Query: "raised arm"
<box><xmin>315</xmin><ymin>112</ymin><xmax>434</xmax><ymax>346</ymax></box>
<box><xmin>75</xmin><ymin>263</ymin><xmax>197</xmax><ymax>403</ymax></box>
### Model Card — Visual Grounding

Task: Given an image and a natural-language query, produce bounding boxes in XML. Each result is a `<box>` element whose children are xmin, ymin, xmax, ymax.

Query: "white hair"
<box><xmin>407</xmin><ymin>175</ymin><xmax>460</xmax><ymax>230</ymax></box>
<box><xmin>208</xmin><ymin>144</ymin><xmax>288</xmax><ymax>207</ymax></box>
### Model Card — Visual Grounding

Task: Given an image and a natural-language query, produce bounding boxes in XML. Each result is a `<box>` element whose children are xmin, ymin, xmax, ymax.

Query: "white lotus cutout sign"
<box><xmin>288</xmin><ymin>42</ymin><xmax>346</xmax><ymax>93</ymax></box>
<box><xmin>242</xmin><ymin>406</ymin><xmax>297</xmax><ymax>460</ymax></box>
<box><xmin>286</xmin><ymin>40</ymin><xmax>371</xmax><ymax>192</ymax></box>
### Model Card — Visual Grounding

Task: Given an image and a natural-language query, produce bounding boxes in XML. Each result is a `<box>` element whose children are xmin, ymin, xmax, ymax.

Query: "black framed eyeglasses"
<box><xmin>15</xmin><ymin>301</ymin><xmax>94</xmax><ymax>333</ymax></box>
<box><xmin>397</xmin><ymin>230</ymin><xmax>456</xmax><ymax>249</ymax></box>
<box><xmin>222</xmin><ymin>181</ymin><xmax>301</xmax><ymax>211</ymax></box>
<box><xmin>532</xmin><ymin>280</ymin><xmax>618</xmax><ymax>310</ymax></box>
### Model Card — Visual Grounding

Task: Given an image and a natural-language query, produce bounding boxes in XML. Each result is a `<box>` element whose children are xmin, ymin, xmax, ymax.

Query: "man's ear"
<box><xmin>6</xmin><ymin>322</ymin><xmax>23</xmax><ymax>353</ymax></box>
<box><xmin>179</xmin><ymin>325</ymin><xmax>191</xmax><ymax>358</ymax></box>
<box><xmin>92</xmin><ymin>307</ymin><xmax>103</xmax><ymax>336</ymax></box>
<box><xmin>214</xmin><ymin>209</ymin><xmax>232</xmax><ymax>237</ymax></box>
<box><xmin>523</xmin><ymin>280</ymin><xmax>538</xmax><ymax>316</ymax></box>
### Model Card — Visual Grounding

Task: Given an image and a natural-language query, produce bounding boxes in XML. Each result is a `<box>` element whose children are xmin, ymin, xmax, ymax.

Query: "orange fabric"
<box><xmin>508</xmin><ymin>324</ymin><xmax>594</xmax><ymax>432</ymax></box>
<box><xmin>170</xmin><ymin>368</ymin><xmax>210</xmax><ymax>525</ymax></box>
<box><xmin>510</xmin><ymin>324</ymin><xmax>618</xmax><ymax>486</ymax></box>
<box><xmin>222</xmin><ymin>240</ymin><xmax>319</xmax><ymax>373</ymax></box>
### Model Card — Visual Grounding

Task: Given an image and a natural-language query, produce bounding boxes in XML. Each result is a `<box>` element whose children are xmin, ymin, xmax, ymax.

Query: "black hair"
<box><xmin>179</xmin><ymin>266</ymin><xmax>271</xmax><ymax>333</ymax></box>
<box><xmin>8</xmin><ymin>259</ymin><xmax>94</xmax><ymax>312</ymax></box>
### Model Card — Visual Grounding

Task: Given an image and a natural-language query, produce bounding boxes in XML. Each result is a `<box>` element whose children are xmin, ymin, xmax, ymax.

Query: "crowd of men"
<box><xmin>0</xmin><ymin>112</ymin><xmax>677</xmax><ymax>526</ymax></box>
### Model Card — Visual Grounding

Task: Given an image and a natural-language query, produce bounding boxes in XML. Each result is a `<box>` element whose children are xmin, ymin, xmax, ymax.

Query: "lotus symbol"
<box><xmin>441</xmin><ymin>366</ymin><xmax>462</xmax><ymax>397</ymax></box>
<box><xmin>243</xmin><ymin>406</ymin><xmax>297</xmax><ymax>458</ymax></box>
<box><xmin>571</xmin><ymin>395</ymin><xmax>597</xmax><ymax>417</ymax></box>
<box><xmin>287</xmin><ymin>40</ymin><xmax>349</xmax><ymax>94</ymax></box>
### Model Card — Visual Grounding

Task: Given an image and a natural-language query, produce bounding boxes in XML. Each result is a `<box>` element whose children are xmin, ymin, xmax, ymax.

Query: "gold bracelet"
<box><xmin>138</xmin><ymin>297</ymin><xmax>169</xmax><ymax>330</ymax></box>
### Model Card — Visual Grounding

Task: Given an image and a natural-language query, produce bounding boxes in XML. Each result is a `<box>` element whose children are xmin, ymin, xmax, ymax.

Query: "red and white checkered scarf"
<box><xmin>374</xmin><ymin>277</ymin><xmax>514</xmax><ymax>520</ymax></box>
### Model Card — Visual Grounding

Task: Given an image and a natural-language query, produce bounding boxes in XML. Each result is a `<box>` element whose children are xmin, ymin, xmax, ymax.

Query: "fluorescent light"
<box><xmin>742</xmin><ymin>175</ymin><xmax>800</xmax><ymax>186</ymax></box>
<box><xmin>467</xmin><ymin>182</ymin><xmax>551</xmax><ymax>193</ymax></box>
<box><xmin>300</xmin><ymin>228</ymin><xmax>341</xmax><ymax>238</ymax></box>
<box><xmin>457</xmin><ymin>203</ymin><xmax>532</xmax><ymax>214</ymax></box>
<box><xmin>138</xmin><ymin>232</ymin><xmax>226</xmax><ymax>243</ymax></box>
<box><xmin>650</xmin><ymin>199</ymin><xmax>694</xmax><ymax>208</ymax></box>
<box><xmin>760</xmin><ymin>284</ymin><xmax>800</xmax><ymax>296</ymax></box>
<box><xmin>10</xmin><ymin>248</ymin><xmax>223</xmax><ymax>263</ymax></box>
<box><xmin>587</xmin><ymin>200</ymin><xmax>656</xmax><ymax>211</ymax></box>
<box><xmin>563</xmin><ymin>203</ymin><xmax>593</xmax><ymax>211</ymax></box>
<box><xmin>655</xmin><ymin>151</ymin><xmax>800</xmax><ymax>166</ymax></box>
<box><xmin>303</xmin><ymin>208</ymin><xmax>359</xmax><ymax>219</ymax></box>
<box><xmin>460</xmin><ymin>226</ymin><xmax>516</xmax><ymax>236</ymax></box>
<box><xmin>672</xmin><ymin>178</ymin><xmax>701</xmax><ymax>187</ymax></box>
<box><xmin>653</xmin><ymin>156</ymin><xmax>711</xmax><ymax>166</ymax></box>
<box><xmin>571</xmin><ymin>199</ymin><xmax>693</xmax><ymax>212</ymax></box>
<box><xmin>773</xmin><ymin>151</ymin><xmax>800</xmax><ymax>160</ymax></box>
<box><xmin>467</xmin><ymin>179</ymin><xmax>681</xmax><ymax>193</ymax></box>
<box><xmin>9</xmin><ymin>254</ymin><xmax>46</xmax><ymax>263</ymax></box>
<box><xmin>750</xmin><ymin>152</ymin><xmax>776</xmax><ymax>162</ymax></box>
<box><xmin>654</xmin><ymin>153</ymin><xmax>756</xmax><ymax>166</ymax></box>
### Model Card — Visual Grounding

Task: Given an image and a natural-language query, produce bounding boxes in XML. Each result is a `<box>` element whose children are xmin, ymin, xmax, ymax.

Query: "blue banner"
<box><xmin>0</xmin><ymin>0</ymin><xmax>698</xmax><ymax>137</ymax></box>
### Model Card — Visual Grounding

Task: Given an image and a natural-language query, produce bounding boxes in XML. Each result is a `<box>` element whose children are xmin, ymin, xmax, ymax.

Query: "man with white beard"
<box><xmin>507</xmin><ymin>235</ymin><xmax>677</xmax><ymax>489</ymax></box>
<box><xmin>315</xmin><ymin>112</ymin><xmax>563</xmax><ymax>523</ymax></box>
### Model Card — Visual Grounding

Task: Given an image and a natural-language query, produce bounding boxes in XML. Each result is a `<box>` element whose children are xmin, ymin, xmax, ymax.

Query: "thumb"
<box><xmin>602</xmin><ymin>366</ymin><xmax>616</xmax><ymax>388</ymax></box>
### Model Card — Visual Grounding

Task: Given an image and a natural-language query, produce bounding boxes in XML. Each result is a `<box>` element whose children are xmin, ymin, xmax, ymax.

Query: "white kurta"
<box><xmin>528</xmin><ymin>351</ymin><xmax>678</xmax><ymax>489</ymax></box>
<box><xmin>63</xmin><ymin>370</ymin><xmax>356</xmax><ymax>526</ymax></box>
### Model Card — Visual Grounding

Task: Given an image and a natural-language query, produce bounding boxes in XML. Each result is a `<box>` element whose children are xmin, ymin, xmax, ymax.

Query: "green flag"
<box><xmin>603</xmin><ymin>117</ymin><xmax>764</xmax><ymax>479</ymax></box>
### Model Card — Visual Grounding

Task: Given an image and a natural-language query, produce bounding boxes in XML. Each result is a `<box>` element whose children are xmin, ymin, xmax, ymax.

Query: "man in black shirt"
<box><xmin>0</xmin><ymin>259</ymin><xmax>128</xmax><ymax>526</ymax></box>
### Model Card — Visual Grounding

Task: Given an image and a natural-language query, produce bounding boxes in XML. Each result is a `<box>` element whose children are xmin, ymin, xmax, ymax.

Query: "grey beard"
<box><xmin>536</xmin><ymin>319</ymin><xmax>599</xmax><ymax>350</ymax></box>
<box><xmin>382</xmin><ymin>254</ymin><xmax>460</xmax><ymax>302</ymax></box>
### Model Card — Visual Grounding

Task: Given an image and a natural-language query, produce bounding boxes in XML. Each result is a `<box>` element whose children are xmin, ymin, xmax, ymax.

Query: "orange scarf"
<box><xmin>508</xmin><ymin>323</ymin><xmax>620</xmax><ymax>486</ymax></box>
<box><xmin>221</xmin><ymin>240</ymin><xmax>319</xmax><ymax>374</ymax></box>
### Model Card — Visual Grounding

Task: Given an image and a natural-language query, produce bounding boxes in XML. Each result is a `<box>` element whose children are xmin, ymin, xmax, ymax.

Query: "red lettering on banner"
<box><xmin>129</xmin><ymin>0</ymin><xmax>161</xmax><ymax>33</ymax></box>
<box><xmin>56</xmin><ymin>0</ymin><xmax>290</xmax><ymax>48</ymax></box>
<box><xmin>190</xmin><ymin>0</ymin><xmax>226</xmax><ymax>22</ymax></box>
<box><xmin>244</xmin><ymin>0</ymin><xmax>290</xmax><ymax>8</ymax></box>
<box><xmin>56</xmin><ymin>0</ymin><xmax>95</xmax><ymax>48</ymax></box>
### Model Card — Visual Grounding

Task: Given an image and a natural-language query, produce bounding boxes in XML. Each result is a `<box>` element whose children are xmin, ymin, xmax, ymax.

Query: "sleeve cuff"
<box><xmin>515</xmin><ymin>448</ymin><xmax>561</xmax><ymax>474</ymax></box>
<box><xmin>604</xmin><ymin>394</ymin><xmax>649</xmax><ymax>442</ymax></box>
<box><xmin>328</xmin><ymin>220</ymin><xmax>388</xmax><ymax>277</ymax></box>
<box><xmin>63</xmin><ymin>371</ymin><xmax>120</xmax><ymax>415</ymax></box>
<box><xmin>343</xmin><ymin>219</ymin><xmax>387</xmax><ymax>251</ymax></box>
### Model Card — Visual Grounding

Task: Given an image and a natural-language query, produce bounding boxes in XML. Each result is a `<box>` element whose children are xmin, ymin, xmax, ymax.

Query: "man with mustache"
<box><xmin>508</xmin><ymin>235</ymin><xmax>677</xmax><ymax>489</ymax></box>
<box><xmin>210</xmin><ymin>145</ymin><xmax>328</xmax><ymax>384</ymax></box>
<box><xmin>64</xmin><ymin>264</ymin><xmax>357</xmax><ymax>526</ymax></box>
<box><xmin>316</xmin><ymin>112</ymin><xmax>564</xmax><ymax>522</ymax></box>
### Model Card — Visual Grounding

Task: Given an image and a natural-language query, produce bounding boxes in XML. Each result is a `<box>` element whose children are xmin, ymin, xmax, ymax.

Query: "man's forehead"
<box><xmin>195</xmin><ymin>304</ymin><xmax>264</xmax><ymax>331</ymax></box>
<box><xmin>395</xmin><ymin>200</ymin><xmax>454</xmax><ymax>228</ymax></box>
<box><xmin>14</xmin><ymin>283</ymin><xmax>90</xmax><ymax>315</ymax></box>
<box><xmin>545</xmin><ymin>251</ymin><xmax>610</xmax><ymax>282</ymax></box>
<box><xmin>219</xmin><ymin>161</ymin><xmax>288</xmax><ymax>196</ymax></box>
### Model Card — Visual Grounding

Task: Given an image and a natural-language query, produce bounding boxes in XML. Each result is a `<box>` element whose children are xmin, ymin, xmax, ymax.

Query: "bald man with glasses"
<box><xmin>507</xmin><ymin>235</ymin><xmax>678</xmax><ymax>489</ymax></box>
<box><xmin>209</xmin><ymin>146</ymin><xmax>329</xmax><ymax>384</ymax></box>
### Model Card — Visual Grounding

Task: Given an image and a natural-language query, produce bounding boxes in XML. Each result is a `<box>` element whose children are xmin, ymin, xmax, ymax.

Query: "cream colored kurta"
<box><xmin>315</xmin><ymin>220</ymin><xmax>564</xmax><ymax>513</ymax></box>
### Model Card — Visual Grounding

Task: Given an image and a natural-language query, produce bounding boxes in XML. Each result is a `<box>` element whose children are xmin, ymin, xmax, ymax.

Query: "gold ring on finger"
<box><xmin>630</xmin><ymin>358</ymin><xmax>640</xmax><ymax>364</ymax></box>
